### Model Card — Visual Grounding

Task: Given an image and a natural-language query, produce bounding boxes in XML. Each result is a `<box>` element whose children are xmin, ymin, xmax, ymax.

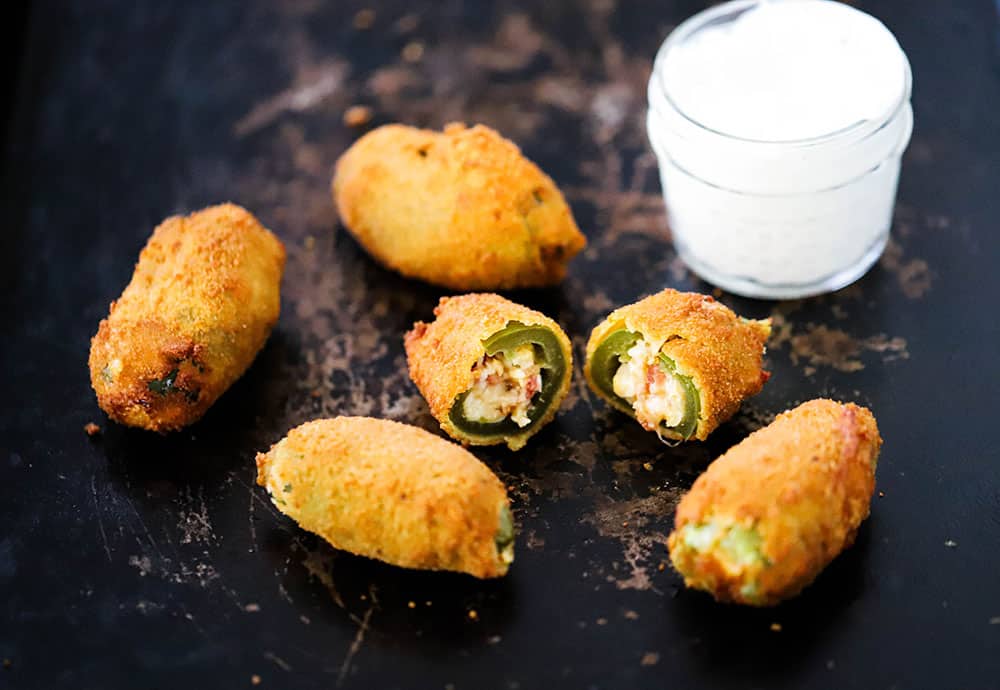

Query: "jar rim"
<box><xmin>651</xmin><ymin>0</ymin><xmax>913</xmax><ymax>148</ymax></box>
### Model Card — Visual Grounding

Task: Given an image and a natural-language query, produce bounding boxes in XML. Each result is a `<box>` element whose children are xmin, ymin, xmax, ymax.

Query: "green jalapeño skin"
<box><xmin>584</xmin><ymin>289</ymin><xmax>772</xmax><ymax>443</ymax></box>
<box><xmin>406</xmin><ymin>293</ymin><xmax>574</xmax><ymax>451</ymax></box>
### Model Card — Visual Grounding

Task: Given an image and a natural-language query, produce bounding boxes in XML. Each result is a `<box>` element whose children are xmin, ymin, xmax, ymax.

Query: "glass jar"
<box><xmin>647</xmin><ymin>0</ymin><xmax>913</xmax><ymax>299</ymax></box>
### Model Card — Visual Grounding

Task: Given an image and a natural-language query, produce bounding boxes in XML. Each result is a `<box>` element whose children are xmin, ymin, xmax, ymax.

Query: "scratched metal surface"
<box><xmin>2</xmin><ymin>1</ymin><xmax>999</xmax><ymax>688</ymax></box>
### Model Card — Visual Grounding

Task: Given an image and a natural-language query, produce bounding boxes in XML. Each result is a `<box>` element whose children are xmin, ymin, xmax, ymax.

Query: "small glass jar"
<box><xmin>647</xmin><ymin>0</ymin><xmax>913</xmax><ymax>299</ymax></box>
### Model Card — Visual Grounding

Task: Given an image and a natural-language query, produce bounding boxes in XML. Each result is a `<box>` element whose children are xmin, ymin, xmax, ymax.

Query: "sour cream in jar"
<box><xmin>647</xmin><ymin>0</ymin><xmax>913</xmax><ymax>299</ymax></box>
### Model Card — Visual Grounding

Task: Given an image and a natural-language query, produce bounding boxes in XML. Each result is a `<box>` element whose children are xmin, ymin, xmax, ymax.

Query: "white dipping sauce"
<box><xmin>647</xmin><ymin>0</ymin><xmax>913</xmax><ymax>299</ymax></box>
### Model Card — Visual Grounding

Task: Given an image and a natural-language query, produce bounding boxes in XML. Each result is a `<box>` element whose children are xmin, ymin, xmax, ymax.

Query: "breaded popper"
<box><xmin>332</xmin><ymin>122</ymin><xmax>586</xmax><ymax>290</ymax></box>
<box><xmin>256</xmin><ymin>417</ymin><xmax>514</xmax><ymax>579</ymax></box>
<box><xmin>668</xmin><ymin>399</ymin><xmax>882</xmax><ymax>606</ymax></box>
<box><xmin>584</xmin><ymin>289</ymin><xmax>770</xmax><ymax>442</ymax></box>
<box><xmin>89</xmin><ymin>204</ymin><xmax>285</xmax><ymax>432</ymax></box>
<box><xmin>405</xmin><ymin>293</ymin><xmax>572</xmax><ymax>451</ymax></box>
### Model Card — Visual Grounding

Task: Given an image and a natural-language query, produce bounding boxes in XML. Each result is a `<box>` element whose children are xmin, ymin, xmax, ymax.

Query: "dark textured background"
<box><xmin>2</xmin><ymin>1</ymin><xmax>999</xmax><ymax>688</ymax></box>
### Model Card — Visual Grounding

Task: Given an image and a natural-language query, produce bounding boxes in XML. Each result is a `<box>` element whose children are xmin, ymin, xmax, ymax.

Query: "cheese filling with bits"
<box><xmin>462</xmin><ymin>345</ymin><xmax>542</xmax><ymax>427</ymax></box>
<box><xmin>612</xmin><ymin>339</ymin><xmax>686</xmax><ymax>431</ymax></box>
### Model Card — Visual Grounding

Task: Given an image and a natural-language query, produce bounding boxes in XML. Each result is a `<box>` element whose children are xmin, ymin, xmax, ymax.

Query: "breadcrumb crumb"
<box><xmin>352</xmin><ymin>9</ymin><xmax>375</xmax><ymax>30</ymax></box>
<box><xmin>401</xmin><ymin>41</ymin><xmax>425</xmax><ymax>62</ymax></box>
<box><xmin>84</xmin><ymin>422</ymin><xmax>101</xmax><ymax>436</ymax></box>
<box><xmin>343</xmin><ymin>105</ymin><xmax>373</xmax><ymax>128</ymax></box>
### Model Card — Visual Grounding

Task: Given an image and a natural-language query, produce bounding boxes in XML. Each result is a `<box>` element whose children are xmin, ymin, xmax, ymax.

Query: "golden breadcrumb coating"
<box><xmin>332</xmin><ymin>122</ymin><xmax>586</xmax><ymax>290</ymax></box>
<box><xmin>256</xmin><ymin>417</ymin><xmax>514</xmax><ymax>578</ymax></box>
<box><xmin>89</xmin><ymin>203</ymin><xmax>285</xmax><ymax>432</ymax></box>
<box><xmin>584</xmin><ymin>289</ymin><xmax>771</xmax><ymax>441</ymax></box>
<box><xmin>668</xmin><ymin>399</ymin><xmax>882</xmax><ymax>605</ymax></box>
<box><xmin>405</xmin><ymin>293</ymin><xmax>573</xmax><ymax>451</ymax></box>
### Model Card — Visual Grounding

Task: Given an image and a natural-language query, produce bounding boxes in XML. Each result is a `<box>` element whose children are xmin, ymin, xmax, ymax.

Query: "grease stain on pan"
<box><xmin>769</xmin><ymin>315</ymin><xmax>909</xmax><ymax>373</ymax></box>
<box><xmin>177</xmin><ymin>486</ymin><xmax>216</xmax><ymax>546</ymax></box>
<box><xmin>880</xmin><ymin>239</ymin><xmax>933</xmax><ymax>300</ymax></box>
<box><xmin>128</xmin><ymin>553</ymin><xmax>220</xmax><ymax>588</ymax></box>
<box><xmin>581</xmin><ymin>490</ymin><xmax>681</xmax><ymax>592</ymax></box>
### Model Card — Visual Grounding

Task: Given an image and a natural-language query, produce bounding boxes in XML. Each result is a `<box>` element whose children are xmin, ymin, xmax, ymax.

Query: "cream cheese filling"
<box><xmin>611</xmin><ymin>339</ymin><xmax>686</xmax><ymax>431</ymax></box>
<box><xmin>462</xmin><ymin>345</ymin><xmax>542</xmax><ymax>427</ymax></box>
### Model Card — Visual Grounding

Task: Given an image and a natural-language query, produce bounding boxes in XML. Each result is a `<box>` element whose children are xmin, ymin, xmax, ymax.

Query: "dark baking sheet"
<box><xmin>2</xmin><ymin>1</ymin><xmax>999</xmax><ymax>688</ymax></box>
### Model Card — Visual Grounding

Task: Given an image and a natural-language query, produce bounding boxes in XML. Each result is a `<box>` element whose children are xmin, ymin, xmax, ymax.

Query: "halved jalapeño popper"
<box><xmin>405</xmin><ymin>293</ymin><xmax>573</xmax><ymax>451</ymax></box>
<box><xmin>584</xmin><ymin>289</ymin><xmax>771</xmax><ymax>442</ymax></box>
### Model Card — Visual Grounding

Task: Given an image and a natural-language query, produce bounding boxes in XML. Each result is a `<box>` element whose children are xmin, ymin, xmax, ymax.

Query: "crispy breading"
<box><xmin>584</xmin><ymin>289</ymin><xmax>771</xmax><ymax>441</ymax></box>
<box><xmin>89</xmin><ymin>204</ymin><xmax>285</xmax><ymax>432</ymax></box>
<box><xmin>668</xmin><ymin>399</ymin><xmax>882</xmax><ymax>605</ymax></box>
<box><xmin>405</xmin><ymin>293</ymin><xmax>573</xmax><ymax>451</ymax></box>
<box><xmin>255</xmin><ymin>417</ymin><xmax>514</xmax><ymax>578</ymax></box>
<box><xmin>332</xmin><ymin>122</ymin><xmax>586</xmax><ymax>290</ymax></box>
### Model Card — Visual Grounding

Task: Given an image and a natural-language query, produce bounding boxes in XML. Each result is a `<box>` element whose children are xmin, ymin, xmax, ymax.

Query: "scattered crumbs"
<box><xmin>84</xmin><ymin>422</ymin><xmax>101</xmax><ymax>437</ymax></box>
<box><xmin>770</xmin><ymin>622</ymin><xmax>782</xmax><ymax>632</ymax></box>
<box><xmin>352</xmin><ymin>8</ymin><xmax>375</xmax><ymax>30</ymax></box>
<box><xmin>826</xmin><ymin>660</ymin><xmax>836</xmax><ymax>670</ymax></box>
<box><xmin>879</xmin><ymin>491</ymin><xmax>885</xmax><ymax>498</ymax></box>
<box><xmin>251</xmin><ymin>674</ymin><xmax>262</xmax><ymax>685</ymax></box>
<box><xmin>303</xmin><ymin>235</ymin><xmax>315</xmax><ymax>251</ymax></box>
<box><xmin>468</xmin><ymin>609</ymin><xmax>479</xmax><ymax>621</ymax></box>
<box><xmin>245</xmin><ymin>603</ymin><xmax>261</xmax><ymax>613</ymax></box>
<box><xmin>945</xmin><ymin>540</ymin><xmax>957</xmax><ymax>548</ymax></box>
<box><xmin>642</xmin><ymin>462</ymin><xmax>653</xmax><ymax>471</ymax></box>
<box><xmin>988</xmin><ymin>616</ymin><xmax>1000</xmax><ymax>625</ymax></box>
<box><xmin>640</xmin><ymin>652</ymin><xmax>660</xmax><ymax>667</ymax></box>
<box><xmin>425</xmin><ymin>601</ymin><xmax>433</xmax><ymax>607</ymax></box>
<box><xmin>402</xmin><ymin>41</ymin><xmax>425</xmax><ymax>63</ymax></box>
<box><xmin>360</xmin><ymin>594</ymin><xmax>367</xmax><ymax>601</ymax></box>
<box><xmin>487</xmin><ymin>635</ymin><xmax>502</xmax><ymax>645</ymax></box>
<box><xmin>407</xmin><ymin>601</ymin><xmax>416</xmax><ymax>609</ymax></box>
<box><xmin>623</xmin><ymin>610</ymin><xmax>639</xmax><ymax>620</ymax></box>
<box><xmin>622</xmin><ymin>521</ymin><xmax>629</xmax><ymax>528</ymax></box>
<box><xmin>343</xmin><ymin>105</ymin><xmax>373</xmax><ymax>128</ymax></box>
<box><xmin>711</xmin><ymin>288</ymin><xmax>723</xmax><ymax>298</ymax></box>
<box><xmin>310</xmin><ymin>389</ymin><xmax>323</xmax><ymax>398</ymax></box>
<box><xmin>596</xmin><ymin>617</ymin><xmax>608</xmax><ymax>626</ymax></box>
<box><xmin>300</xmin><ymin>615</ymin><xmax>311</xmax><ymax>625</ymax></box>
<box><xmin>657</xmin><ymin>563</ymin><xmax>666</xmax><ymax>572</ymax></box>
